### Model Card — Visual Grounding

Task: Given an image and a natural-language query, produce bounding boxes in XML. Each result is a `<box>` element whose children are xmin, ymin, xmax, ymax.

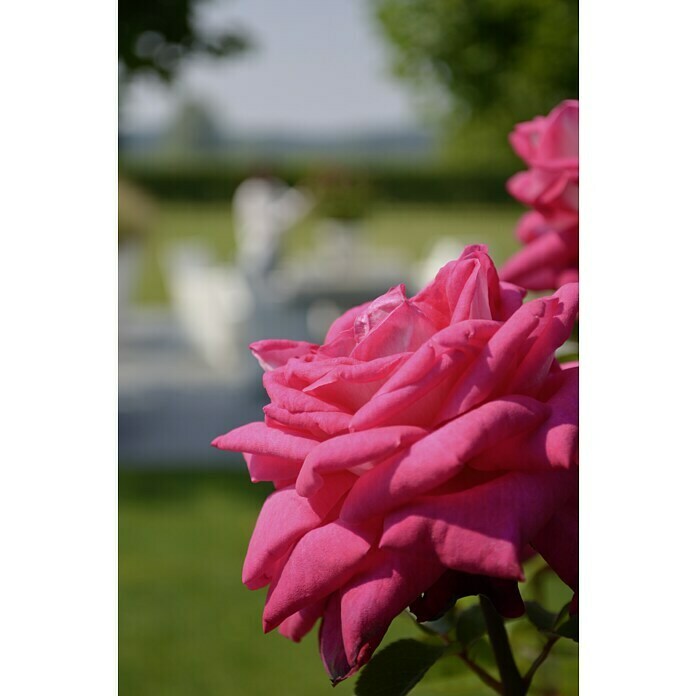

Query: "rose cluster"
<box><xmin>501</xmin><ymin>100</ymin><xmax>579</xmax><ymax>291</ymax></box>
<box><xmin>214</xmin><ymin>245</ymin><xmax>579</xmax><ymax>683</ymax></box>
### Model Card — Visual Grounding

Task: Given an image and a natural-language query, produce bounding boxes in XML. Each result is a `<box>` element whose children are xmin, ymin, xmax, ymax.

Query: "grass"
<box><xmin>133</xmin><ymin>201</ymin><xmax>524</xmax><ymax>305</ymax></box>
<box><xmin>119</xmin><ymin>470</ymin><xmax>578</xmax><ymax>696</ymax></box>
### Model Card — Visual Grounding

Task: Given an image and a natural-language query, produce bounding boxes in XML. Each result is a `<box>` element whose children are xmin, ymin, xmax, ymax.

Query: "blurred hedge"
<box><xmin>118</xmin><ymin>158</ymin><xmax>515</xmax><ymax>204</ymax></box>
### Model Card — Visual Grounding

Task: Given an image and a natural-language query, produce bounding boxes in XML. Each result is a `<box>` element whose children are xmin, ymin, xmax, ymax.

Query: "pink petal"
<box><xmin>303</xmin><ymin>353</ymin><xmax>410</xmax><ymax>412</ymax></box>
<box><xmin>263</xmin><ymin>404</ymin><xmax>351</xmax><ymax>439</ymax></box>
<box><xmin>245</xmin><ymin>453</ymin><xmax>302</xmax><ymax>484</ymax></box>
<box><xmin>243</xmin><ymin>487</ymin><xmax>324</xmax><ymax>589</ymax></box>
<box><xmin>352</xmin><ymin>290</ymin><xmax>438</xmax><ymax>361</ymax></box>
<box><xmin>325</xmin><ymin>300</ymin><xmax>372</xmax><ymax>344</ymax></box>
<box><xmin>338</xmin><ymin>550</ymin><xmax>445</xmax><ymax>678</ymax></box>
<box><xmin>296</xmin><ymin>425</ymin><xmax>427</xmax><ymax>497</ymax></box>
<box><xmin>506</xmin><ymin>282</ymin><xmax>579</xmax><ymax>395</ymax></box>
<box><xmin>537</xmin><ymin>100</ymin><xmax>579</xmax><ymax>164</ymax></box>
<box><xmin>341</xmin><ymin>396</ymin><xmax>551</xmax><ymax>523</ymax></box>
<box><xmin>350</xmin><ymin>320</ymin><xmax>500</xmax><ymax>431</ymax></box>
<box><xmin>414</xmin><ymin>246</ymin><xmax>502</xmax><ymax>327</ymax></box>
<box><xmin>381</xmin><ymin>470</ymin><xmax>577</xmax><ymax>581</ymax></box>
<box><xmin>212</xmin><ymin>421</ymin><xmax>318</xmax><ymax>460</ymax></box>
<box><xmin>470</xmin><ymin>366</ymin><xmax>578</xmax><ymax>472</ymax></box>
<box><xmin>249</xmin><ymin>339</ymin><xmax>318</xmax><ymax>371</ymax></box>
<box><xmin>262</xmin><ymin>519</ymin><xmax>377</xmax><ymax>631</ymax></box>
<box><xmin>438</xmin><ymin>285</ymin><xmax>578</xmax><ymax>421</ymax></box>
<box><xmin>278</xmin><ymin>598</ymin><xmax>327</xmax><ymax>642</ymax></box>
<box><xmin>263</xmin><ymin>370</ymin><xmax>347</xmax><ymax>414</ymax></box>
<box><xmin>500</xmin><ymin>227</ymin><xmax>578</xmax><ymax>291</ymax></box>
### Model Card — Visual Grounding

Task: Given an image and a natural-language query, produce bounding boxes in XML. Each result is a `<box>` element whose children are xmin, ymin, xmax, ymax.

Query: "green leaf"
<box><xmin>554</xmin><ymin>615</ymin><xmax>579</xmax><ymax>642</ymax></box>
<box><xmin>525</xmin><ymin>601</ymin><xmax>557</xmax><ymax>633</ymax></box>
<box><xmin>455</xmin><ymin>605</ymin><xmax>486</xmax><ymax>647</ymax></box>
<box><xmin>354</xmin><ymin>639</ymin><xmax>447</xmax><ymax>696</ymax></box>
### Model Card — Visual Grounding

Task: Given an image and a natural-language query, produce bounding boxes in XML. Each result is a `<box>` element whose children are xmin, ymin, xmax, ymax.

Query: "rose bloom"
<box><xmin>214</xmin><ymin>246</ymin><xmax>579</xmax><ymax>683</ymax></box>
<box><xmin>501</xmin><ymin>100</ymin><xmax>579</xmax><ymax>291</ymax></box>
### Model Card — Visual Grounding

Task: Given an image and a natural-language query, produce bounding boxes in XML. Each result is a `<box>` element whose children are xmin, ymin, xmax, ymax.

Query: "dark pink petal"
<box><xmin>249</xmin><ymin>339</ymin><xmax>318</xmax><ymax>371</ymax></box>
<box><xmin>211</xmin><ymin>421</ymin><xmax>318</xmax><ymax>460</ymax></box>
<box><xmin>498</xmin><ymin>282</ymin><xmax>527</xmax><ymax>319</ymax></box>
<box><xmin>341</xmin><ymin>396</ymin><xmax>551</xmax><ymax>523</ymax></box>
<box><xmin>337</xmin><ymin>550</ymin><xmax>445</xmax><ymax>680</ymax></box>
<box><xmin>296</xmin><ymin>425</ymin><xmax>427</xmax><ymax>497</ymax></box>
<box><xmin>532</xmin><ymin>502</ymin><xmax>579</xmax><ymax>593</ymax></box>
<box><xmin>278</xmin><ymin>599</ymin><xmax>327</xmax><ymax>642</ymax></box>
<box><xmin>262</xmin><ymin>520</ymin><xmax>378</xmax><ymax>631</ymax></box>
<box><xmin>319</xmin><ymin>593</ymin><xmax>351</xmax><ymax>685</ymax></box>
<box><xmin>410</xmin><ymin>571</ymin><xmax>524</xmax><ymax>621</ymax></box>
<box><xmin>381</xmin><ymin>470</ymin><xmax>577</xmax><ymax>581</ymax></box>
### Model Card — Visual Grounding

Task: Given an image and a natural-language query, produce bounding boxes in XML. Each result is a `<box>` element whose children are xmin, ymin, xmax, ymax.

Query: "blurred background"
<box><xmin>119</xmin><ymin>1</ymin><xmax>578</xmax><ymax>693</ymax></box>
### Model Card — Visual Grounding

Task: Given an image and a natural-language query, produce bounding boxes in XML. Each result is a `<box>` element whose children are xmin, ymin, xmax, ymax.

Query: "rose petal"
<box><xmin>250</xmin><ymin>339</ymin><xmax>318</xmax><ymax>371</ymax></box>
<box><xmin>263</xmin><ymin>404</ymin><xmax>352</xmax><ymax>439</ymax></box>
<box><xmin>381</xmin><ymin>470</ymin><xmax>577</xmax><ymax>581</ymax></box>
<box><xmin>319</xmin><ymin>592</ymin><xmax>351</xmax><ymax>685</ymax></box>
<box><xmin>304</xmin><ymin>353</ymin><xmax>410</xmax><ymax>412</ymax></box>
<box><xmin>212</xmin><ymin>421</ymin><xmax>319</xmax><ymax>460</ymax></box>
<box><xmin>350</xmin><ymin>320</ymin><xmax>500</xmax><ymax>431</ymax></box>
<box><xmin>337</xmin><ymin>550</ymin><xmax>445</xmax><ymax>679</ymax></box>
<box><xmin>296</xmin><ymin>425</ymin><xmax>427</xmax><ymax>498</ymax></box>
<box><xmin>245</xmin><ymin>453</ymin><xmax>302</xmax><ymax>484</ymax></box>
<box><xmin>341</xmin><ymin>396</ymin><xmax>551</xmax><ymax>523</ymax></box>
<box><xmin>532</xmin><ymin>502</ymin><xmax>579</xmax><ymax>593</ymax></box>
<box><xmin>278</xmin><ymin>598</ymin><xmax>327</xmax><ymax>642</ymax></box>
<box><xmin>262</xmin><ymin>519</ymin><xmax>378</xmax><ymax>631</ymax></box>
<box><xmin>438</xmin><ymin>285</ymin><xmax>578</xmax><ymax>421</ymax></box>
<box><xmin>352</xmin><ymin>287</ymin><xmax>438</xmax><ymax>361</ymax></box>
<box><xmin>470</xmin><ymin>366</ymin><xmax>578</xmax><ymax>471</ymax></box>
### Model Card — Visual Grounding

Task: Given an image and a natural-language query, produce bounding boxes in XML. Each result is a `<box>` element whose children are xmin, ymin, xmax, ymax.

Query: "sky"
<box><xmin>120</xmin><ymin>0</ymin><xmax>422</xmax><ymax>136</ymax></box>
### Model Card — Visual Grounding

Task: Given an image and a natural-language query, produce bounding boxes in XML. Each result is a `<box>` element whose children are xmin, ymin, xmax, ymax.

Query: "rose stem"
<box><xmin>458</xmin><ymin>650</ymin><xmax>504</xmax><ymax>694</ymax></box>
<box><xmin>523</xmin><ymin>635</ymin><xmax>559</xmax><ymax>688</ymax></box>
<box><xmin>433</xmin><ymin>625</ymin><xmax>502</xmax><ymax>693</ymax></box>
<box><xmin>479</xmin><ymin>595</ymin><xmax>527</xmax><ymax>696</ymax></box>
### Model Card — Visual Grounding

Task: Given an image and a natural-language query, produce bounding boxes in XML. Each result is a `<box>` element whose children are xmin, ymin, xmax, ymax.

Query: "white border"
<box><xmin>0</xmin><ymin>1</ymin><xmax>117</xmax><ymax>694</ymax></box>
<box><xmin>582</xmin><ymin>0</ymin><xmax>696</xmax><ymax>692</ymax></box>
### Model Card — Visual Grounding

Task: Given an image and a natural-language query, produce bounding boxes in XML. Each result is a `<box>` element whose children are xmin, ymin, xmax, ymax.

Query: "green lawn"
<box><xmin>119</xmin><ymin>470</ymin><xmax>578</xmax><ymax>696</ymax></box>
<box><xmin>134</xmin><ymin>202</ymin><xmax>524</xmax><ymax>305</ymax></box>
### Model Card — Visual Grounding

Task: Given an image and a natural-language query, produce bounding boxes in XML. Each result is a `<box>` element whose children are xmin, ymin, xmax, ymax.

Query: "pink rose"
<box><xmin>501</xmin><ymin>100</ymin><xmax>579</xmax><ymax>290</ymax></box>
<box><xmin>214</xmin><ymin>246</ymin><xmax>579</xmax><ymax>683</ymax></box>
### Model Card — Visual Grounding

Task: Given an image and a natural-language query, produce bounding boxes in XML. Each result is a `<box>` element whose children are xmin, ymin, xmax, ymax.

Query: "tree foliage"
<box><xmin>373</xmin><ymin>0</ymin><xmax>578</xmax><ymax>133</ymax></box>
<box><xmin>119</xmin><ymin>0</ymin><xmax>248</xmax><ymax>81</ymax></box>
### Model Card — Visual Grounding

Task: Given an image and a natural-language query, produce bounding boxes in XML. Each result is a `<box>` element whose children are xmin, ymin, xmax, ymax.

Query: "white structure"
<box><xmin>164</xmin><ymin>244</ymin><xmax>253</xmax><ymax>372</ymax></box>
<box><xmin>233</xmin><ymin>177</ymin><xmax>312</xmax><ymax>281</ymax></box>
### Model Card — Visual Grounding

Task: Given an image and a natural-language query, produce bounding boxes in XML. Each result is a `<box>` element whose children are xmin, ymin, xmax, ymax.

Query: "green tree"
<box><xmin>119</xmin><ymin>0</ymin><xmax>248</xmax><ymax>81</ymax></box>
<box><xmin>373</xmin><ymin>0</ymin><xmax>578</xmax><ymax>161</ymax></box>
